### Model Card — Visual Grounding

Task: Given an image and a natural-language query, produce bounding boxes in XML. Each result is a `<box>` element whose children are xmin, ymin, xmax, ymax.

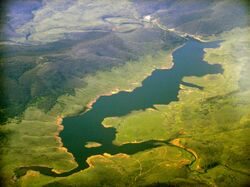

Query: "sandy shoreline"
<box><xmin>54</xmin><ymin>43</ymin><xmax>185</xmax><ymax>170</ymax></box>
<box><xmin>153</xmin><ymin>19</ymin><xmax>208</xmax><ymax>43</ymax></box>
<box><xmin>53</xmin><ymin>115</ymin><xmax>77</xmax><ymax>173</ymax></box>
<box><xmin>83</xmin><ymin>47</ymin><xmax>179</xmax><ymax>113</ymax></box>
<box><xmin>86</xmin><ymin>153</ymin><xmax>130</xmax><ymax>168</ymax></box>
<box><xmin>170</xmin><ymin>138</ymin><xmax>202</xmax><ymax>171</ymax></box>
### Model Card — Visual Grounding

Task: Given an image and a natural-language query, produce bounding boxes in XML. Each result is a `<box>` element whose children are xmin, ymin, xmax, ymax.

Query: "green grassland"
<box><xmin>1</xmin><ymin>0</ymin><xmax>188</xmax><ymax>123</ymax></box>
<box><xmin>1</xmin><ymin>25</ymin><xmax>183</xmax><ymax>123</ymax></box>
<box><xmin>100</xmin><ymin>27</ymin><xmax>250</xmax><ymax>186</ymax></box>
<box><xmin>51</xmin><ymin>50</ymin><xmax>174</xmax><ymax>117</ymax></box>
<box><xmin>18</xmin><ymin>146</ymin><xmax>196</xmax><ymax>187</ymax></box>
<box><xmin>0</xmin><ymin>1</ymin><xmax>249</xmax><ymax>186</ymax></box>
<box><xmin>0</xmin><ymin>48</ymin><xmax>175</xmax><ymax>187</ymax></box>
<box><xmin>4</xmin><ymin>27</ymin><xmax>248</xmax><ymax>187</ymax></box>
<box><xmin>1</xmin><ymin>2</ymin><xmax>185</xmax><ymax>185</ymax></box>
<box><xmin>2</xmin><ymin>0</ymin><xmax>247</xmax><ymax>124</ymax></box>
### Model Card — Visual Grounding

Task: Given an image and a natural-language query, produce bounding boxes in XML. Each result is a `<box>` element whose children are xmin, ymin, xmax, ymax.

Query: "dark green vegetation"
<box><xmin>0</xmin><ymin>0</ymin><xmax>249</xmax><ymax>187</ymax></box>
<box><xmin>0</xmin><ymin>0</ymin><xmax>248</xmax><ymax>123</ymax></box>
<box><xmin>16</xmin><ymin>39</ymin><xmax>223</xmax><ymax>178</ymax></box>
<box><xmin>100</xmin><ymin>29</ymin><xmax>250</xmax><ymax>186</ymax></box>
<box><xmin>0</xmin><ymin>28</ymin><xmax>183</xmax><ymax>122</ymax></box>
<box><xmin>134</xmin><ymin>0</ymin><xmax>249</xmax><ymax>35</ymax></box>
<box><xmin>59</xmin><ymin>39</ymin><xmax>222</xmax><ymax>173</ymax></box>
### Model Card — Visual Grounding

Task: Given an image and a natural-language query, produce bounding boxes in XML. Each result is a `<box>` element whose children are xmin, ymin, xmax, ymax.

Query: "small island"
<box><xmin>84</xmin><ymin>142</ymin><xmax>102</xmax><ymax>148</ymax></box>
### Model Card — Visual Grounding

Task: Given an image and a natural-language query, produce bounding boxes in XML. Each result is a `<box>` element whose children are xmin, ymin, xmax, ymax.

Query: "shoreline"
<box><xmin>54</xmin><ymin>43</ymin><xmax>185</xmax><ymax>170</ymax></box>
<box><xmin>152</xmin><ymin>19</ymin><xmax>209</xmax><ymax>43</ymax></box>
<box><xmin>82</xmin><ymin>45</ymin><xmax>181</xmax><ymax>114</ymax></box>
<box><xmin>170</xmin><ymin>138</ymin><xmax>202</xmax><ymax>171</ymax></box>
<box><xmin>54</xmin><ymin>115</ymin><xmax>78</xmax><ymax>173</ymax></box>
<box><xmin>22</xmin><ymin>37</ymin><xmax>212</xmax><ymax>177</ymax></box>
<box><xmin>86</xmin><ymin>153</ymin><xmax>130</xmax><ymax>168</ymax></box>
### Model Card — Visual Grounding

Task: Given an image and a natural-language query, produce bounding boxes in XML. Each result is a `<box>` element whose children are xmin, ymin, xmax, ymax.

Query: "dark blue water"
<box><xmin>15</xmin><ymin>39</ymin><xmax>223</xmax><ymax>177</ymax></box>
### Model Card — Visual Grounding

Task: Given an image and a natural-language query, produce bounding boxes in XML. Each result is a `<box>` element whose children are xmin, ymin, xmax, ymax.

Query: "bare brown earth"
<box><xmin>170</xmin><ymin>138</ymin><xmax>202</xmax><ymax>171</ymax></box>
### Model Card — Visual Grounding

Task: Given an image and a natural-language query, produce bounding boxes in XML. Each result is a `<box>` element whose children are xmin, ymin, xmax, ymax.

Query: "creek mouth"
<box><xmin>15</xmin><ymin>38</ymin><xmax>223</xmax><ymax>178</ymax></box>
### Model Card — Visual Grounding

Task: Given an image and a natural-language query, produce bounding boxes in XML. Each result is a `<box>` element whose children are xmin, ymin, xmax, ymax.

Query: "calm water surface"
<box><xmin>16</xmin><ymin>39</ymin><xmax>223</xmax><ymax>177</ymax></box>
<box><xmin>60</xmin><ymin>39</ymin><xmax>222</xmax><ymax>172</ymax></box>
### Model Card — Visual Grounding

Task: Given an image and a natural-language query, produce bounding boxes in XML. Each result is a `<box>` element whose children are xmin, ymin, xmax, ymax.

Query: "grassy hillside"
<box><xmin>0</xmin><ymin>1</ymin><xmax>249</xmax><ymax>186</ymax></box>
<box><xmin>102</xmin><ymin>27</ymin><xmax>250</xmax><ymax>186</ymax></box>
<box><xmin>0</xmin><ymin>48</ymin><xmax>175</xmax><ymax>187</ymax></box>
<box><xmin>3</xmin><ymin>27</ymin><xmax>248</xmax><ymax>187</ymax></box>
<box><xmin>135</xmin><ymin>0</ymin><xmax>249</xmax><ymax>36</ymax></box>
<box><xmin>0</xmin><ymin>0</ymin><xmax>184</xmax><ymax>123</ymax></box>
<box><xmin>1</xmin><ymin>0</ymin><xmax>248</xmax><ymax>122</ymax></box>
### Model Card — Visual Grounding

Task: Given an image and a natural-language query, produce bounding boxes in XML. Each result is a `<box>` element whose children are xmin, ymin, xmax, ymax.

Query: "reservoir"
<box><xmin>16</xmin><ymin>38</ymin><xmax>223</xmax><ymax>177</ymax></box>
<box><xmin>60</xmin><ymin>39</ymin><xmax>222</xmax><ymax>173</ymax></box>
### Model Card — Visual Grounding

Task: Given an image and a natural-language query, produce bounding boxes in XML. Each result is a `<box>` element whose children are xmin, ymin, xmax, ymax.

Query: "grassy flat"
<box><xmin>1</xmin><ymin>26</ymin><xmax>249</xmax><ymax>186</ymax></box>
<box><xmin>0</xmin><ymin>48</ymin><xmax>174</xmax><ymax>187</ymax></box>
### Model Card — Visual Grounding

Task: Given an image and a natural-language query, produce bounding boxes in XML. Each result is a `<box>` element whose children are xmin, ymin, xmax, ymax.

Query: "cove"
<box><xmin>15</xmin><ymin>38</ymin><xmax>223</xmax><ymax>177</ymax></box>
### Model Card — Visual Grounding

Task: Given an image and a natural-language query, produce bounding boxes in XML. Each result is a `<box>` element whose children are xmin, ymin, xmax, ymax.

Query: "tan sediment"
<box><xmin>153</xmin><ymin>19</ymin><xmax>208</xmax><ymax>42</ymax></box>
<box><xmin>84</xmin><ymin>49</ymin><xmax>176</xmax><ymax>113</ymax></box>
<box><xmin>54</xmin><ymin>115</ymin><xmax>65</xmax><ymax>152</ymax></box>
<box><xmin>99</xmin><ymin>46</ymin><xmax>183</xmax><ymax>131</ymax></box>
<box><xmin>25</xmin><ymin>170</ymin><xmax>40</xmax><ymax>177</ymax></box>
<box><xmin>178</xmin><ymin>159</ymin><xmax>192</xmax><ymax>166</ymax></box>
<box><xmin>86</xmin><ymin>155</ymin><xmax>102</xmax><ymax>168</ymax></box>
<box><xmin>170</xmin><ymin>138</ymin><xmax>184</xmax><ymax>148</ymax></box>
<box><xmin>102</xmin><ymin>123</ymin><xmax>113</xmax><ymax>128</ymax></box>
<box><xmin>54</xmin><ymin>115</ymin><xmax>64</xmax><ymax>150</ymax></box>
<box><xmin>51</xmin><ymin>168</ymin><xmax>67</xmax><ymax>174</ymax></box>
<box><xmin>53</xmin><ymin>115</ymin><xmax>77</xmax><ymax>173</ymax></box>
<box><xmin>86</xmin><ymin>153</ymin><xmax>130</xmax><ymax>168</ymax></box>
<box><xmin>170</xmin><ymin>138</ymin><xmax>201</xmax><ymax>171</ymax></box>
<box><xmin>85</xmin><ymin>88</ymin><xmax>124</xmax><ymax>110</ymax></box>
<box><xmin>180</xmin><ymin>84</ymin><xmax>185</xmax><ymax>90</ymax></box>
<box><xmin>52</xmin><ymin>43</ymin><xmax>183</xmax><ymax>172</ymax></box>
<box><xmin>85</xmin><ymin>142</ymin><xmax>102</xmax><ymax>148</ymax></box>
